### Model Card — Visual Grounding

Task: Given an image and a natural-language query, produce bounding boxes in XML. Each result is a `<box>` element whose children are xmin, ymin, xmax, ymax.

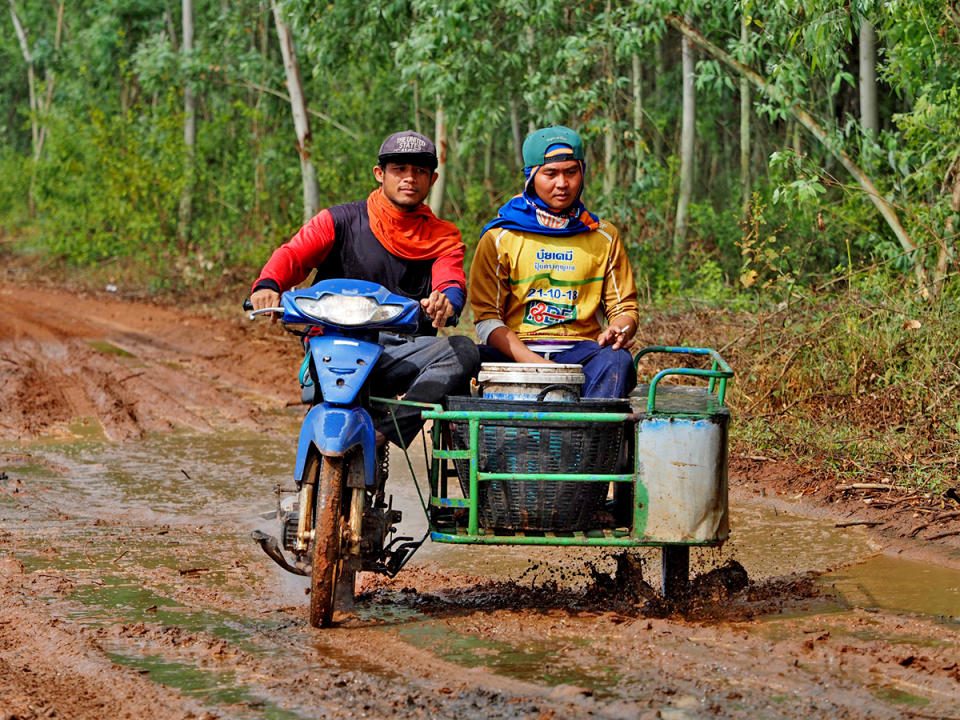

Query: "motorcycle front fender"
<box><xmin>293</xmin><ymin>404</ymin><xmax>376</xmax><ymax>487</ymax></box>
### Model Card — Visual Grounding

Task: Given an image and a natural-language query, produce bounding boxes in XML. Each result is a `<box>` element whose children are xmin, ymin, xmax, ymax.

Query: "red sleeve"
<box><xmin>431</xmin><ymin>244</ymin><xmax>467</xmax><ymax>293</ymax></box>
<box><xmin>252</xmin><ymin>210</ymin><xmax>336</xmax><ymax>293</ymax></box>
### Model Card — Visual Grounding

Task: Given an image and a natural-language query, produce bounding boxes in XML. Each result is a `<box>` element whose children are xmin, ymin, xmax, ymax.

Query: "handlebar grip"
<box><xmin>242</xmin><ymin>298</ymin><xmax>253</xmax><ymax>312</ymax></box>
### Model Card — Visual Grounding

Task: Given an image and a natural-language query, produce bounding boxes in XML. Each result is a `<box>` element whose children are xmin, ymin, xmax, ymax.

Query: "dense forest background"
<box><xmin>2</xmin><ymin>0</ymin><xmax>958</xmax><ymax>488</ymax></box>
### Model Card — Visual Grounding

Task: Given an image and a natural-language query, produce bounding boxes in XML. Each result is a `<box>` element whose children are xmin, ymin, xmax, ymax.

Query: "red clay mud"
<box><xmin>1</xmin><ymin>283</ymin><xmax>959</xmax><ymax>719</ymax></box>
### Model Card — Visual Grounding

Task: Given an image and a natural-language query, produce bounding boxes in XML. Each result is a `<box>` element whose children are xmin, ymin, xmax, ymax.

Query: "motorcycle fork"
<box><xmin>334</xmin><ymin>455</ymin><xmax>366</xmax><ymax>607</ymax></box>
<box><xmin>345</xmin><ymin>452</ymin><xmax>366</xmax><ymax>553</ymax></box>
<box><xmin>294</xmin><ymin>479</ymin><xmax>316</xmax><ymax>554</ymax></box>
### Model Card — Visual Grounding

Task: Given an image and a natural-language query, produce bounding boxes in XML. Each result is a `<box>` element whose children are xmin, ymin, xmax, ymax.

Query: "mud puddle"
<box><xmin>3</xmin><ymin>428</ymin><xmax>960</xmax><ymax>719</ymax></box>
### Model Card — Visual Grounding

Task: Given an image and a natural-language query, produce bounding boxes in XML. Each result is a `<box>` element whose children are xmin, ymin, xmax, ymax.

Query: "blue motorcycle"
<box><xmin>246</xmin><ymin>280</ymin><xmax>736</xmax><ymax>627</ymax></box>
<box><xmin>247</xmin><ymin>279</ymin><xmax>425</xmax><ymax>627</ymax></box>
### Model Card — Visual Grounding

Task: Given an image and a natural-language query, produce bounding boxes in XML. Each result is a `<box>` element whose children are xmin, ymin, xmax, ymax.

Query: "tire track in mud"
<box><xmin>3</xmin><ymin>283</ymin><xmax>960</xmax><ymax>720</ymax></box>
<box><xmin>0</xmin><ymin>556</ymin><xmax>211</xmax><ymax>720</ymax></box>
<box><xmin>0</xmin><ymin>285</ymin><xmax>298</xmax><ymax>441</ymax></box>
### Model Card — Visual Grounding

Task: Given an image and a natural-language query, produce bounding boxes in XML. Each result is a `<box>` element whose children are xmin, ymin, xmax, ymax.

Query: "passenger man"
<box><xmin>469</xmin><ymin>126</ymin><xmax>639</xmax><ymax>398</ymax></box>
<box><xmin>251</xmin><ymin>130</ymin><xmax>479</xmax><ymax>444</ymax></box>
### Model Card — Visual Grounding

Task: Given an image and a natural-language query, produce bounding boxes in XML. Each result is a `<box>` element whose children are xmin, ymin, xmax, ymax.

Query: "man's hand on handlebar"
<box><xmin>251</xmin><ymin>288</ymin><xmax>281</xmax><ymax>322</ymax></box>
<box><xmin>420</xmin><ymin>290</ymin><xmax>454</xmax><ymax>329</ymax></box>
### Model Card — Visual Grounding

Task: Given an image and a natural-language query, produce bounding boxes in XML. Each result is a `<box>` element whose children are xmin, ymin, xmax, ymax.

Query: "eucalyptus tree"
<box><xmin>652</xmin><ymin>0</ymin><xmax>960</xmax><ymax>298</ymax></box>
<box><xmin>396</xmin><ymin>0</ymin><xmax>534</xmax><ymax>208</ymax></box>
<box><xmin>272</xmin><ymin>0</ymin><xmax>318</xmax><ymax>222</ymax></box>
<box><xmin>673</xmin><ymin>9</ymin><xmax>695</xmax><ymax>256</ymax></box>
<box><xmin>877</xmin><ymin>0</ymin><xmax>960</xmax><ymax>296</ymax></box>
<box><xmin>177</xmin><ymin>0</ymin><xmax>196</xmax><ymax>242</ymax></box>
<box><xmin>7</xmin><ymin>0</ymin><xmax>65</xmax><ymax>213</ymax></box>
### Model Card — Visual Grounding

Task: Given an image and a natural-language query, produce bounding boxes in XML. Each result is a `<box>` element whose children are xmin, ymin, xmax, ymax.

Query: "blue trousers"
<box><xmin>478</xmin><ymin>340</ymin><xmax>636</xmax><ymax>399</ymax></box>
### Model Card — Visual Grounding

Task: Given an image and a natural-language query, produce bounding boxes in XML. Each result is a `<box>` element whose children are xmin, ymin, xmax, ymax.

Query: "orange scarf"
<box><xmin>366</xmin><ymin>188</ymin><xmax>463</xmax><ymax>260</ymax></box>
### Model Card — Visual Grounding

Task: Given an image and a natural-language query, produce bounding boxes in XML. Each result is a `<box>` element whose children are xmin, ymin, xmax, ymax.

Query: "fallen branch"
<box><xmin>178</xmin><ymin>567</ymin><xmax>211</xmax><ymax>576</ymax></box>
<box><xmin>870</xmin><ymin>494</ymin><xmax>920</xmax><ymax>509</ymax></box>
<box><xmin>835</xmin><ymin>521</ymin><xmax>882</xmax><ymax>528</ymax></box>
<box><xmin>836</xmin><ymin>483</ymin><xmax>910</xmax><ymax>492</ymax></box>
<box><xmin>907</xmin><ymin>511</ymin><xmax>960</xmax><ymax>538</ymax></box>
<box><xmin>924</xmin><ymin>529</ymin><xmax>960</xmax><ymax>541</ymax></box>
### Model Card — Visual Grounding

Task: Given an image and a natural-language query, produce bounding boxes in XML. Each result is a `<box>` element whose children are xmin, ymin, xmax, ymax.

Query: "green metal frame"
<box><xmin>634</xmin><ymin>346</ymin><xmax>734</xmax><ymax>413</ymax></box>
<box><xmin>411</xmin><ymin>345</ymin><xmax>734</xmax><ymax>548</ymax></box>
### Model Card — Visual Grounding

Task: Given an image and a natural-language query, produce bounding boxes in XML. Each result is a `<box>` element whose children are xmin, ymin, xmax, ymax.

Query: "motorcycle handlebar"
<box><xmin>242</xmin><ymin>298</ymin><xmax>253</xmax><ymax>312</ymax></box>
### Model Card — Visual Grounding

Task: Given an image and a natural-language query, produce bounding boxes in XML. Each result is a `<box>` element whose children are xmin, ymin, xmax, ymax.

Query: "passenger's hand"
<box><xmin>597</xmin><ymin>320</ymin><xmax>636</xmax><ymax>351</ymax></box>
<box><xmin>251</xmin><ymin>288</ymin><xmax>281</xmax><ymax>322</ymax></box>
<box><xmin>421</xmin><ymin>290</ymin><xmax>454</xmax><ymax>329</ymax></box>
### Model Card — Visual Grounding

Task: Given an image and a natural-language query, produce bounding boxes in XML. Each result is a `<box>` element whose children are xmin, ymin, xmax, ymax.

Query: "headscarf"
<box><xmin>366</xmin><ymin>187</ymin><xmax>463</xmax><ymax>260</ymax></box>
<box><xmin>480</xmin><ymin>148</ymin><xmax>599</xmax><ymax>238</ymax></box>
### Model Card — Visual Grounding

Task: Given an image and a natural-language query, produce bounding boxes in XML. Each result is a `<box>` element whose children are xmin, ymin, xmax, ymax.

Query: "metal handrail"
<box><xmin>633</xmin><ymin>346</ymin><xmax>734</xmax><ymax>412</ymax></box>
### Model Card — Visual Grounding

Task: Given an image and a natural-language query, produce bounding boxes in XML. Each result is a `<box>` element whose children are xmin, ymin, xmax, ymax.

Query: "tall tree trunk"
<box><xmin>272</xmin><ymin>0</ymin><xmax>318</xmax><ymax>222</ymax></box>
<box><xmin>413</xmin><ymin>79</ymin><xmax>422</xmax><ymax>134</ymax></box>
<box><xmin>666</xmin><ymin>14</ymin><xmax>932</xmax><ymax>298</ymax></box>
<box><xmin>483</xmin><ymin>132</ymin><xmax>496</xmax><ymax>206</ymax></box>
<box><xmin>9</xmin><ymin>1</ymin><xmax>37</xmax><ymax>152</ymax></box>
<box><xmin>177</xmin><ymin>0</ymin><xmax>196</xmax><ymax>243</ymax></box>
<box><xmin>602</xmin><ymin>0</ymin><xmax>616</xmax><ymax>196</ymax></box>
<box><xmin>603</xmin><ymin>125</ymin><xmax>616</xmax><ymax>197</ymax></box>
<box><xmin>632</xmin><ymin>53</ymin><xmax>644</xmax><ymax>184</ymax></box>
<box><xmin>525</xmin><ymin>26</ymin><xmax>536</xmax><ymax>135</ymax></box>
<box><xmin>509</xmin><ymin>98</ymin><xmax>523</xmax><ymax>169</ymax></box>
<box><xmin>428</xmin><ymin>104</ymin><xmax>447</xmax><ymax>215</ymax></box>
<box><xmin>859</xmin><ymin>17</ymin><xmax>878</xmax><ymax>165</ymax></box>
<box><xmin>163</xmin><ymin>7</ymin><xmax>179</xmax><ymax>50</ymax></box>
<box><xmin>9</xmin><ymin>0</ymin><xmax>40</xmax><ymax>214</ymax></box>
<box><xmin>34</xmin><ymin>1</ymin><xmax>63</xmax><ymax>160</ymax></box>
<box><xmin>673</xmin><ymin>13</ymin><xmax>696</xmax><ymax>257</ymax></box>
<box><xmin>252</xmin><ymin>0</ymin><xmax>269</xmax><ymax>223</ymax></box>
<box><xmin>739</xmin><ymin>13</ymin><xmax>751</xmax><ymax>221</ymax></box>
<box><xmin>653</xmin><ymin>38</ymin><xmax>665</xmax><ymax>163</ymax></box>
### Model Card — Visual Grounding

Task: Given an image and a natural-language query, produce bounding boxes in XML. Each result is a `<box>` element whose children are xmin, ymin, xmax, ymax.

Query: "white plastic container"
<box><xmin>474</xmin><ymin>363</ymin><xmax>585</xmax><ymax>402</ymax></box>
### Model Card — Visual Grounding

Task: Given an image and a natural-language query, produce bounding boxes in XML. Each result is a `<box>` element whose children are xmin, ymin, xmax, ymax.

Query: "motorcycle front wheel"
<box><xmin>308</xmin><ymin>454</ymin><xmax>346</xmax><ymax>628</ymax></box>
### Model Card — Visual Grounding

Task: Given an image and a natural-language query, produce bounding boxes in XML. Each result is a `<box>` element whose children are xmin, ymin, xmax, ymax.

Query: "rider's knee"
<box><xmin>447</xmin><ymin>335</ymin><xmax>480</xmax><ymax>377</ymax></box>
<box><xmin>612</xmin><ymin>347</ymin><xmax>635</xmax><ymax>373</ymax></box>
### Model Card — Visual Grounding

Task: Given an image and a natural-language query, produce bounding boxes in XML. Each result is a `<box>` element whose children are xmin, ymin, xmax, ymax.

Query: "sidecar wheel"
<box><xmin>309</xmin><ymin>454</ymin><xmax>345</xmax><ymax>628</ymax></box>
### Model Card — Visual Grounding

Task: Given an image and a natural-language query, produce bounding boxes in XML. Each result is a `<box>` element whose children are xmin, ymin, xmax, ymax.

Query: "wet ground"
<box><xmin>2</xmin><ymin>285</ymin><xmax>959</xmax><ymax>719</ymax></box>
<box><xmin>3</xmin><ymin>423</ymin><xmax>960</xmax><ymax>720</ymax></box>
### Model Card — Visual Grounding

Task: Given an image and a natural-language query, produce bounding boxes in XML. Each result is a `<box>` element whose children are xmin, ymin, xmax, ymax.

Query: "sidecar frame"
<box><xmin>419</xmin><ymin>346</ymin><xmax>733</xmax><ymax>596</ymax></box>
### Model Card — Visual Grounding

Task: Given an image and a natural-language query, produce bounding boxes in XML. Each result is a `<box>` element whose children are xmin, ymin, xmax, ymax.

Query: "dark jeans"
<box><xmin>370</xmin><ymin>333</ymin><xmax>479</xmax><ymax>446</ymax></box>
<box><xmin>478</xmin><ymin>340</ymin><xmax>636</xmax><ymax>399</ymax></box>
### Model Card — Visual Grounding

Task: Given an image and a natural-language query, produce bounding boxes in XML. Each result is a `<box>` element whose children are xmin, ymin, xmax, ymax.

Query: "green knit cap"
<box><xmin>521</xmin><ymin>126</ymin><xmax>584</xmax><ymax>169</ymax></box>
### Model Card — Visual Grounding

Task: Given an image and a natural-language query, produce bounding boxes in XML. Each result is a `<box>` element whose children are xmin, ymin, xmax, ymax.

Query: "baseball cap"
<box><xmin>377</xmin><ymin>130</ymin><xmax>438</xmax><ymax>170</ymax></box>
<box><xmin>521</xmin><ymin>126</ymin><xmax>584</xmax><ymax>168</ymax></box>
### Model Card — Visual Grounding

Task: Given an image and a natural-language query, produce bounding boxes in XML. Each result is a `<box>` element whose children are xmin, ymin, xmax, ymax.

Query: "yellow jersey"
<box><xmin>469</xmin><ymin>220</ymin><xmax>639</xmax><ymax>343</ymax></box>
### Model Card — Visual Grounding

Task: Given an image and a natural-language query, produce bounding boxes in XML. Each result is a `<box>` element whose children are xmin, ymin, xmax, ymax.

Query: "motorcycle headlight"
<box><xmin>294</xmin><ymin>294</ymin><xmax>404</xmax><ymax>326</ymax></box>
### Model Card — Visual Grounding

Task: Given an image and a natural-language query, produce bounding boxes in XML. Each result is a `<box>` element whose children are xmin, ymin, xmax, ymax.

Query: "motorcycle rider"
<box><xmin>251</xmin><ymin>130</ymin><xmax>479</xmax><ymax>445</ymax></box>
<box><xmin>469</xmin><ymin>125</ymin><xmax>640</xmax><ymax>398</ymax></box>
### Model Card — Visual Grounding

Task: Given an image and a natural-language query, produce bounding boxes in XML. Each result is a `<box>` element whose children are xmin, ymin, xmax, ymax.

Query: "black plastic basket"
<box><xmin>445</xmin><ymin>396</ymin><xmax>630</xmax><ymax>531</ymax></box>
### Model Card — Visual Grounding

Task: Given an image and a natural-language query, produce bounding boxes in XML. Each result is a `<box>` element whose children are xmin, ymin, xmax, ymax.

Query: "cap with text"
<box><xmin>377</xmin><ymin>130</ymin><xmax>438</xmax><ymax>171</ymax></box>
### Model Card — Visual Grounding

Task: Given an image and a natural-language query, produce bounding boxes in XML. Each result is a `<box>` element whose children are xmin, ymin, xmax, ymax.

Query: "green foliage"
<box><xmin>0</xmin><ymin>0</ymin><xmax>958</xmax><ymax>299</ymax></box>
<box><xmin>731</xmin><ymin>273</ymin><xmax>960</xmax><ymax>491</ymax></box>
<box><xmin>33</xmin><ymin>103</ymin><xmax>182</xmax><ymax>264</ymax></box>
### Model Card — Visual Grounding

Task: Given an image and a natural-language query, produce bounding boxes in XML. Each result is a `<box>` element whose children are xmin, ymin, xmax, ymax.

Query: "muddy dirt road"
<box><xmin>2</xmin><ymin>285</ymin><xmax>959</xmax><ymax>720</ymax></box>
